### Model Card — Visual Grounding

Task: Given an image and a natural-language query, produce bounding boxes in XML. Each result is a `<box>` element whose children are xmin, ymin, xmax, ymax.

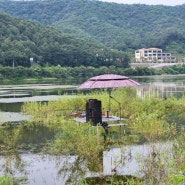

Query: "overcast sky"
<box><xmin>100</xmin><ymin>0</ymin><xmax>185</xmax><ymax>6</ymax></box>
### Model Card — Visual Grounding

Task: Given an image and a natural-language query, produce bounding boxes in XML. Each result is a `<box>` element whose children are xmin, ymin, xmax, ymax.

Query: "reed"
<box><xmin>18</xmin><ymin>88</ymin><xmax>185</xmax><ymax>184</ymax></box>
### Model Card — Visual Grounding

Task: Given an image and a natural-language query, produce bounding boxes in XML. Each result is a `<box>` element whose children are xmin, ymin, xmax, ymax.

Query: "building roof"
<box><xmin>139</xmin><ymin>48</ymin><xmax>161</xmax><ymax>50</ymax></box>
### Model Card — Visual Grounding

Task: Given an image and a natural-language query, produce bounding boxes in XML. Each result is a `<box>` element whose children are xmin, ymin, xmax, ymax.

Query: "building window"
<box><xmin>135</xmin><ymin>48</ymin><xmax>175</xmax><ymax>63</ymax></box>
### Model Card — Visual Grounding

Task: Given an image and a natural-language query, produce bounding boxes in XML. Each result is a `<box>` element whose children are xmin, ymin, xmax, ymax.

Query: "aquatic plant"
<box><xmin>10</xmin><ymin>88</ymin><xmax>185</xmax><ymax>183</ymax></box>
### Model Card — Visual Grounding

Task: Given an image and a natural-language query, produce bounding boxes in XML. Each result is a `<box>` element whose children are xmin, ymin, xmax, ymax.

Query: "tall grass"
<box><xmin>19</xmin><ymin>87</ymin><xmax>185</xmax><ymax>184</ymax></box>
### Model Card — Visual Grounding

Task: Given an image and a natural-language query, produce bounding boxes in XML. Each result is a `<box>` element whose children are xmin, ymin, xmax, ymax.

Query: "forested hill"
<box><xmin>0</xmin><ymin>12</ymin><xmax>128</xmax><ymax>67</ymax></box>
<box><xmin>0</xmin><ymin>0</ymin><xmax>185</xmax><ymax>57</ymax></box>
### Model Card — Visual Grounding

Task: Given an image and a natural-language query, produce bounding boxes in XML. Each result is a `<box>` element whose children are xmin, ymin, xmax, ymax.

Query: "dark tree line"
<box><xmin>1</xmin><ymin>64</ymin><xmax>185</xmax><ymax>81</ymax></box>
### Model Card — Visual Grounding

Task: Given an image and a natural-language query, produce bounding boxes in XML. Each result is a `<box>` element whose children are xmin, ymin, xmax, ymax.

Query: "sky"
<box><xmin>100</xmin><ymin>0</ymin><xmax>185</xmax><ymax>6</ymax></box>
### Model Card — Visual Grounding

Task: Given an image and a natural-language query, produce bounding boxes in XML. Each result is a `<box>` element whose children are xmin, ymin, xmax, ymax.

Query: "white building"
<box><xmin>135</xmin><ymin>48</ymin><xmax>176</xmax><ymax>63</ymax></box>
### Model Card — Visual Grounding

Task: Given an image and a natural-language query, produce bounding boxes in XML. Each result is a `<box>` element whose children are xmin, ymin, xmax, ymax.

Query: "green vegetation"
<box><xmin>1</xmin><ymin>0</ymin><xmax>185</xmax><ymax>183</ymax></box>
<box><xmin>1</xmin><ymin>64</ymin><xmax>185</xmax><ymax>83</ymax></box>
<box><xmin>0</xmin><ymin>175</ymin><xmax>26</xmax><ymax>185</ymax></box>
<box><xmin>0</xmin><ymin>1</ymin><xmax>185</xmax><ymax>68</ymax></box>
<box><xmin>0</xmin><ymin>64</ymin><xmax>157</xmax><ymax>82</ymax></box>
<box><xmin>23</xmin><ymin>88</ymin><xmax>185</xmax><ymax>185</ymax></box>
<box><xmin>1</xmin><ymin>88</ymin><xmax>185</xmax><ymax>183</ymax></box>
<box><xmin>0</xmin><ymin>175</ymin><xmax>12</xmax><ymax>185</ymax></box>
<box><xmin>0</xmin><ymin>12</ymin><xmax>128</xmax><ymax>67</ymax></box>
<box><xmin>0</xmin><ymin>0</ymin><xmax>185</xmax><ymax>59</ymax></box>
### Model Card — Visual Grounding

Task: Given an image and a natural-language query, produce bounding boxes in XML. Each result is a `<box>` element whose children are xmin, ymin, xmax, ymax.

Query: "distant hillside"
<box><xmin>0</xmin><ymin>0</ymin><xmax>185</xmax><ymax>59</ymax></box>
<box><xmin>0</xmin><ymin>12</ymin><xmax>128</xmax><ymax>67</ymax></box>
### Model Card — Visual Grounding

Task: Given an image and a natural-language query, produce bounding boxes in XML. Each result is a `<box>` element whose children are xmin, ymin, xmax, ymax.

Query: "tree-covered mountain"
<box><xmin>0</xmin><ymin>12</ymin><xmax>129</xmax><ymax>67</ymax></box>
<box><xmin>0</xmin><ymin>0</ymin><xmax>185</xmax><ymax>59</ymax></box>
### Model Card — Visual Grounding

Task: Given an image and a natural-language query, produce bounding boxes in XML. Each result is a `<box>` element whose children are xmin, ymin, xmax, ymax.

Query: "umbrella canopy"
<box><xmin>78</xmin><ymin>74</ymin><xmax>140</xmax><ymax>89</ymax></box>
<box><xmin>78</xmin><ymin>74</ymin><xmax>140</xmax><ymax>121</ymax></box>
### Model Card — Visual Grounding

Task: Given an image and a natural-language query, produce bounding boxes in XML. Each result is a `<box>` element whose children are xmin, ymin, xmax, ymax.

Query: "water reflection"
<box><xmin>0</xmin><ymin>112</ymin><xmax>30</xmax><ymax>124</ymax></box>
<box><xmin>0</xmin><ymin>139</ymin><xmax>173</xmax><ymax>185</ymax></box>
<box><xmin>137</xmin><ymin>83</ymin><xmax>185</xmax><ymax>99</ymax></box>
<box><xmin>0</xmin><ymin>153</ymin><xmax>76</xmax><ymax>185</ymax></box>
<box><xmin>0</xmin><ymin>102</ymin><xmax>23</xmax><ymax>112</ymax></box>
<box><xmin>0</xmin><ymin>84</ymin><xmax>77</xmax><ymax>100</ymax></box>
<box><xmin>0</xmin><ymin>122</ymin><xmax>79</xmax><ymax>184</ymax></box>
<box><xmin>135</xmin><ymin>75</ymin><xmax>185</xmax><ymax>99</ymax></box>
<box><xmin>0</xmin><ymin>83</ymin><xmax>77</xmax><ymax>124</ymax></box>
<box><xmin>0</xmin><ymin>75</ymin><xmax>184</xmax><ymax>184</ymax></box>
<box><xmin>103</xmin><ymin>142</ymin><xmax>172</xmax><ymax>177</ymax></box>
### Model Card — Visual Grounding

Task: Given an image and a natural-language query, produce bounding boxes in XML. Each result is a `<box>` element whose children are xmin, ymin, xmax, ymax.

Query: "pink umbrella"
<box><xmin>78</xmin><ymin>74</ymin><xmax>140</xmax><ymax>118</ymax></box>
<box><xmin>78</xmin><ymin>74</ymin><xmax>140</xmax><ymax>89</ymax></box>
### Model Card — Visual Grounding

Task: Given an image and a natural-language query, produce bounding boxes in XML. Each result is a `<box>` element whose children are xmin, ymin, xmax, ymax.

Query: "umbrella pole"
<box><xmin>108</xmin><ymin>89</ymin><xmax>111</xmax><ymax>116</ymax></box>
<box><xmin>109</xmin><ymin>95</ymin><xmax>122</xmax><ymax>121</ymax></box>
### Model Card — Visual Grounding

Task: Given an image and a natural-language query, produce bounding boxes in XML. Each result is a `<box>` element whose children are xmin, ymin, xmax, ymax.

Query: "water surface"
<box><xmin>0</xmin><ymin>75</ymin><xmax>184</xmax><ymax>184</ymax></box>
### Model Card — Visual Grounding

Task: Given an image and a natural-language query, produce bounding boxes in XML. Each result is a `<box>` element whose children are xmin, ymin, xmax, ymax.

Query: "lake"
<box><xmin>0</xmin><ymin>75</ymin><xmax>184</xmax><ymax>184</ymax></box>
<box><xmin>0</xmin><ymin>83</ymin><xmax>77</xmax><ymax>124</ymax></box>
<box><xmin>2</xmin><ymin>74</ymin><xmax>185</xmax><ymax>114</ymax></box>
